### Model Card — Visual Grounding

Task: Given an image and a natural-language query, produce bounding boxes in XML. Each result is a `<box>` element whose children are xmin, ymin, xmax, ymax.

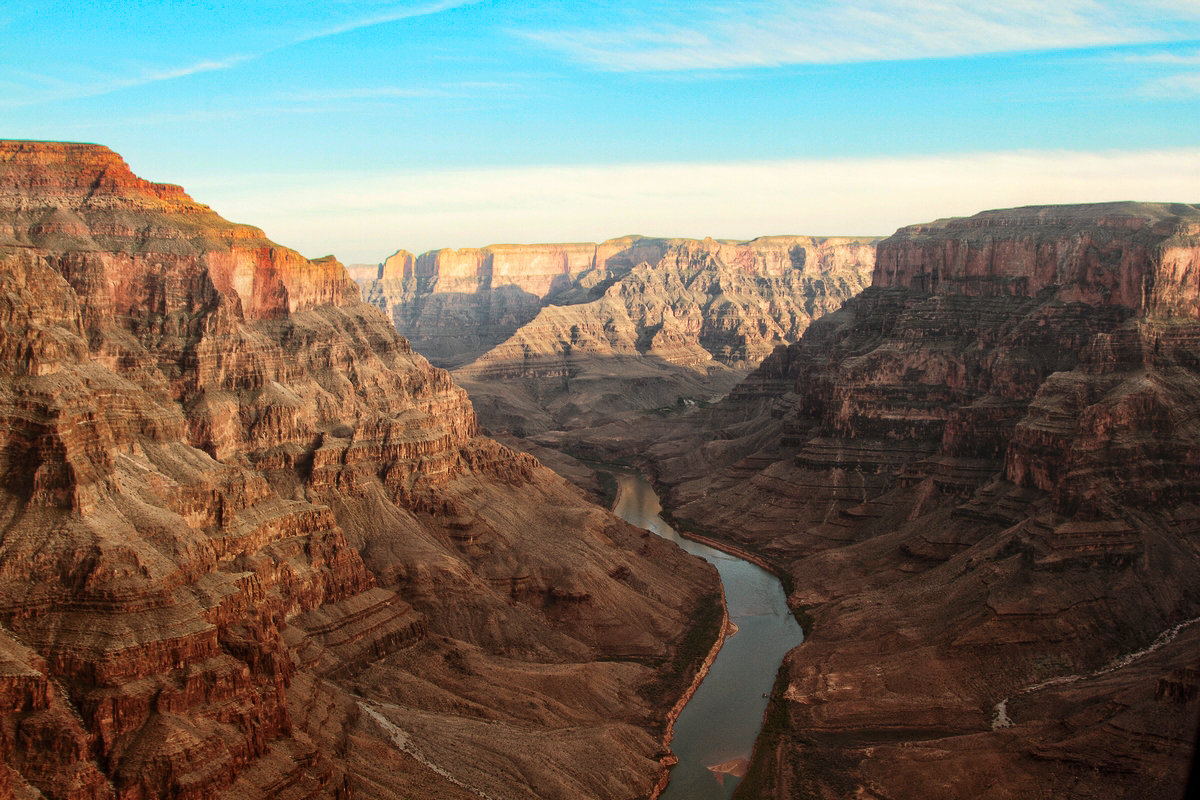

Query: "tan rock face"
<box><xmin>640</xmin><ymin>202</ymin><xmax>1200</xmax><ymax>800</ymax></box>
<box><xmin>0</xmin><ymin>141</ymin><xmax>718</xmax><ymax>800</ymax></box>
<box><xmin>367</xmin><ymin>235</ymin><xmax>875</xmax><ymax>443</ymax></box>
<box><xmin>370</xmin><ymin>235</ymin><xmax>875</xmax><ymax>368</ymax></box>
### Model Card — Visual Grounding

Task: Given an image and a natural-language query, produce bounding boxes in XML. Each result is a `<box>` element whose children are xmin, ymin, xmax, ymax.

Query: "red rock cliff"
<box><xmin>365</xmin><ymin>234</ymin><xmax>875</xmax><ymax>444</ymax></box>
<box><xmin>0</xmin><ymin>141</ymin><xmax>718</xmax><ymax>800</ymax></box>
<box><xmin>1</xmin><ymin>141</ymin><xmax>360</xmax><ymax>320</ymax></box>
<box><xmin>874</xmin><ymin>202</ymin><xmax>1200</xmax><ymax>315</ymax></box>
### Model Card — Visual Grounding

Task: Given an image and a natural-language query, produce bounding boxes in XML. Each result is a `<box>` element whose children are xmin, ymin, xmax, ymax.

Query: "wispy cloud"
<box><xmin>1142</xmin><ymin>71</ymin><xmax>1200</xmax><ymax>96</ymax></box>
<box><xmin>0</xmin><ymin>55</ymin><xmax>253</xmax><ymax>108</ymax></box>
<box><xmin>2</xmin><ymin>1</ymin><xmax>479</xmax><ymax>107</ymax></box>
<box><xmin>295</xmin><ymin>0</ymin><xmax>481</xmax><ymax>45</ymax></box>
<box><xmin>137</xmin><ymin>57</ymin><xmax>254</xmax><ymax>84</ymax></box>
<box><xmin>522</xmin><ymin>1</ymin><xmax>1200</xmax><ymax>71</ymax></box>
<box><xmin>1122</xmin><ymin>50</ymin><xmax>1200</xmax><ymax>66</ymax></box>
<box><xmin>183</xmin><ymin>148</ymin><xmax>1200</xmax><ymax>263</ymax></box>
<box><xmin>1123</xmin><ymin>48</ymin><xmax>1200</xmax><ymax>97</ymax></box>
<box><xmin>280</xmin><ymin>86</ymin><xmax>450</xmax><ymax>102</ymax></box>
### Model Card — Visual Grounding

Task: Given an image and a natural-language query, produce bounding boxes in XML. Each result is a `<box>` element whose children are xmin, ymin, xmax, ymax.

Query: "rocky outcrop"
<box><xmin>365</xmin><ymin>236</ymin><xmax>875</xmax><ymax>442</ymax></box>
<box><xmin>0</xmin><ymin>140</ymin><xmax>719</xmax><ymax>800</ymax></box>
<box><xmin>641</xmin><ymin>202</ymin><xmax>1200</xmax><ymax>799</ymax></box>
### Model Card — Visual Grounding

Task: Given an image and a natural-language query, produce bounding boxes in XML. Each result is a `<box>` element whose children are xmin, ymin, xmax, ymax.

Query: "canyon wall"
<box><xmin>369</xmin><ymin>235</ymin><xmax>876</xmax><ymax>369</ymax></box>
<box><xmin>367</xmin><ymin>236</ymin><xmax>876</xmax><ymax>443</ymax></box>
<box><xmin>0</xmin><ymin>141</ymin><xmax>719</xmax><ymax>800</ymax></box>
<box><xmin>641</xmin><ymin>202</ymin><xmax>1200</xmax><ymax>799</ymax></box>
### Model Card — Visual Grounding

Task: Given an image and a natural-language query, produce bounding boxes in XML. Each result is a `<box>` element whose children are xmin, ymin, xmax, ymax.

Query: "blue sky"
<box><xmin>3</xmin><ymin>1</ymin><xmax>1200</xmax><ymax>262</ymax></box>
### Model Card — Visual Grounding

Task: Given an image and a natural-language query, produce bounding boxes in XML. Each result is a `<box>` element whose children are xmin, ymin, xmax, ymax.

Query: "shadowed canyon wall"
<box><xmin>0</xmin><ymin>140</ymin><xmax>720</xmax><ymax>800</ymax></box>
<box><xmin>641</xmin><ymin>201</ymin><xmax>1200</xmax><ymax>800</ymax></box>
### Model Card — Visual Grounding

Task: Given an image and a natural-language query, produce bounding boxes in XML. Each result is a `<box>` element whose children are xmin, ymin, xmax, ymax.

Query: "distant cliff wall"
<box><xmin>366</xmin><ymin>235</ymin><xmax>878</xmax><ymax>369</ymax></box>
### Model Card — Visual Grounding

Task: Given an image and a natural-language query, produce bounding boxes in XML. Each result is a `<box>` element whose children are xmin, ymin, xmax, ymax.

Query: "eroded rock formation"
<box><xmin>640</xmin><ymin>202</ymin><xmax>1200</xmax><ymax>799</ymax></box>
<box><xmin>364</xmin><ymin>236</ymin><xmax>875</xmax><ymax>445</ymax></box>
<box><xmin>0</xmin><ymin>140</ymin><xmax>719</xmax><ymax>800</ymax></box>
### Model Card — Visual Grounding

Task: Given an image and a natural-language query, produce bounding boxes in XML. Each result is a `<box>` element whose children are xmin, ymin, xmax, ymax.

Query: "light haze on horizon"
<box><xmin>3</xmin><ymin>1</ymin><xmax>1199</xmax><ymax>263</ymax></box>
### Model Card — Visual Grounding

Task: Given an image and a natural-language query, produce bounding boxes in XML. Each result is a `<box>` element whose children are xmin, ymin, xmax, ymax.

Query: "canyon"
<box><xmin>4</xmin><ymin>136</ymin><xmax>1198</xmax><ymax>800</ymax></box>
<box><xmin>362</xmin><ymin>236</ymin><xmax>876</xmax><ymax>471</ymax></box>
<box><xmin>623</xmin><ymin>202</ymin><xmax>1200</xmax><ymax>799</ymax></box>
<box><xmin>0</xmin><ymin>140</ymin><xmax>722</xmax><ymax>800</ymax></box>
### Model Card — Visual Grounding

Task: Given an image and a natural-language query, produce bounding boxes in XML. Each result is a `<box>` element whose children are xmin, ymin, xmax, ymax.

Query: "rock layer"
<box><xmin>366</xmin><ymin>236</ymin><xmax>875</xmax><ymax>444</ymax></box>
<box><xmin>0</xmin><ymin>140</ymin><xmax>718</xmax><ymax>800</ymax></box>
<box><xmin>641</xmin><ymin>202</ymin><xmax>1200</xmax><ymax>799</ymax></box>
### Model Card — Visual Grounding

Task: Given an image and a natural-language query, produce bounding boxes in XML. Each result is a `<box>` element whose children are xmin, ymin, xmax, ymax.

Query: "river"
<box><xmin>610</xmin><ymin>469</ymin><xmax>805</xmax><ymax>800</ymax></box>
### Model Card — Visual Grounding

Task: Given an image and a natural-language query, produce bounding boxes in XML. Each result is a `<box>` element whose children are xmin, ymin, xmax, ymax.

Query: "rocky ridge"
<box><xmin>639</xmin><ymin>202</ymin><xmax>1200</xmax><ymax>799</ymax></box>
<box><xmin>0</xmin><ymin>141</ymin><xmax>718</xmax><ymax>800</ymax></box>
<box><xmin>364</xmin><ymin>235</ymin><xmax>875</xmax><ymax>443</ymax></box>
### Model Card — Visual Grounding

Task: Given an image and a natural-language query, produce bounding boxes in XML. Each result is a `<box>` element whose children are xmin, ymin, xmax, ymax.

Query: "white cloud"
<box><xmin>180</xmin><ymin>148</ymin><xmax>1200</xmax><ymax>263</ymax></box>
<box><xmin>138</xmin><ymin>57</ymin><xmax>252</xmax><ymax>83</ymax></box>
<box><xmin>0</xmin><ymin>56</ymin><xmax>252</xmax><ymax>107</ymax></box>
<box><xmin>1124</xmin><ymin>49</ymin><xmax>1200</xmax><ymax>96</ymax></box>
<box><xmin>1143</xmin><ymin>71</ymin><xmax>1200</xmax><ymax>95</ymax></box>
<box><xmin>522</xmin><ymin>0</ymin><xmax>1200</xmax><ymax>71</ymax></box>
<box><xmin>2</xmin><ymin>1</ymin><xmax>479</xmax><ymax>107</ymax></box>
<box><xmin>294</xmin><ymin>0</ymin><xmax>482</xmax><ymax>45</ymax></box>
<box><xmin>1122</xmin><ymin>50</ymin><xmax>1200</xmax><ymax>66</ymax></box>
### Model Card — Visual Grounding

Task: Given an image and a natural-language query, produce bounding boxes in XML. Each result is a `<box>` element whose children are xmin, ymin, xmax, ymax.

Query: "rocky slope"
<box><xmin>0</xmin><ymin>140</ymin><xmax>719</xmax><ymax>800</ymax></box>
<box><xmin>641</xmin><ymin>202</ymin><xmax>1200</xmax><ymax>799</ymax></box>
<box><xmin>364</xmin><ymin>236</ymin><xmax>875</xmax><ymax>443</ymax></box>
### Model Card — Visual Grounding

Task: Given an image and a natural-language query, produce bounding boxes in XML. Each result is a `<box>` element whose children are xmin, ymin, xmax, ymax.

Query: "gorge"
<box><xmin>610</xmin><ymin>467</ymin><xmax>804</xmax><ymax>799</ymax></box>
<box><xmin>372</xmin><ymin>201</ymin><xmax>1200</xmax><ymax>799</ymax></box>
<box><xmin>2</xmin><ymin>137</ymin><xmax>1198</xmax><ymax>800</ymax></box>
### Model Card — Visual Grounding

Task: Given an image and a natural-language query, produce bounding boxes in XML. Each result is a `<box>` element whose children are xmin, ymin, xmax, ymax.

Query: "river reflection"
<box><xmin>610</xmin><ymin>470</ymin><xmax>804</xmax><ymax>800</ymax></box>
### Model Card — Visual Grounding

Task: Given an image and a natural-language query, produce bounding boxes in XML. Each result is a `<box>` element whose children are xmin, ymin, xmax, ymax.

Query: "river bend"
<box><xmin>610</xmin><ymin>470</ymin><xmax>804</xmax><ymax>799</ymax></box>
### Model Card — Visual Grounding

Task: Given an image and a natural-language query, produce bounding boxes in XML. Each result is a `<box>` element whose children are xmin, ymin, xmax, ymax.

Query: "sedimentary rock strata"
<box><xmin>0</xmin><ymin>140</ymin><xmax>718</xmax><ymax>799</ymax></box>
<box><xmin>643</xmin><ymin>202</ymin><xmax>1200</xmax><ymax>799</ymax></box>
<box><xmin>365</xmin><ymin>236</ymin><xmax>875</xmax><ymax>441</ymax></box>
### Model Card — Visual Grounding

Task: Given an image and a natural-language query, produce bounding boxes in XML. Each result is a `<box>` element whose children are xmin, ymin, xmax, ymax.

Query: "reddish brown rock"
<box><xmin>874</xmin><ymin>203</ymin><xmax>1200</xmax><ymax>315</ymax></box>
<box><xmin>0</xmin><ymin>140</ymin><xmax>719</xmax><ymax>800</ymax></box>
<box><xmin>640</xmin><ymin>202</ymin><xmax>1200</xmax><ymax>799</ymax></box>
